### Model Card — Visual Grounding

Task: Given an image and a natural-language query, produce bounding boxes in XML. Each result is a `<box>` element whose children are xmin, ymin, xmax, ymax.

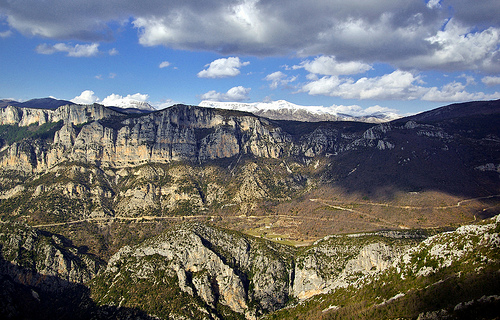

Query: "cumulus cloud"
<box><xmin>398</xmin><ymin>19</ymin><xmax>500</xmax><ymax>73</ymax></box>
<box><xmin>101</xmin><ymin>93</ymin><xmax>149</xmax><ymax>107</ymax></box>
<box><xmin>159</xmin><ymin>61</ymin><xmax>170</xmax><ymax>68</ymax></box>
<box><xmin>264</xmin><ymin>71</ymin><xmax>297</xmax><ymax>89</ymax></box>
<box><xmin>422</xmin><ymin>82</ymin><xmax>500</xmax><ymax>102</ymax></box>
<box><xmin>71</xmin><ymin>90</ymin><xmax>100</xmax><ymax>104</ymax></box>
<box><xmin>482</xmin><ymin>76</ymin><xmax>500</xmax><ymax>86</ymax></box>
<box><xmin>197</xmin><ymin>57</ymin><xmax>250</xmax><ymax>78</ymax></box>
<box><xmin>71</xmin><ymin>91</ymin><xmax>152</xmax><ymax>107</ymax></box>
<box><xmin>36</xmin><ymin>42</ymin><xmax>100</xmax><ymax>57</ymax></box>
<box><xmin>293</xmin><ymin>56</ymin><xmax>372</xmax><ymax>76</ymax></box>
<box><xmin>301</xmin><ymin>70</ymin><xmax>500</xmax><ymax>102</ymax></box>
<box><xmin>426</xmin><ymin>0</ymin><xmax>441</xmax><ymax>9</ymax></box>
<box><xmin>301</xmin><ymin>70</ymin><xmax>425</xmax><ymax>100</ymax></box>
<box><xmin>199</xmin><ymin>86</ymin><xmax>250</xmax><ymax>101</ymax></box>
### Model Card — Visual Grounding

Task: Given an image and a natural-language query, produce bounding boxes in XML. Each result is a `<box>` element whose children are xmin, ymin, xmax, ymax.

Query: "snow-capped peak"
<box><xmin>199</xmin><ymin>100</ymin><xmax>401</xmax><ymax>123</ymax></box>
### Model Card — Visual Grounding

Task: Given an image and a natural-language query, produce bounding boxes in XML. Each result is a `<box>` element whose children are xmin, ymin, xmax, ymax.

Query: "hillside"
<box><xmin>0</xmin><ymin>216</ymin><xmax>498</xmax><ymax>319</ymax></box>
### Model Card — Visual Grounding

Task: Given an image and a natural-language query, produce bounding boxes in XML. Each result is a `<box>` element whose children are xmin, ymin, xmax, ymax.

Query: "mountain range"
<box><xmin>0</xmin><ymin>97</ymin><xmax>156</xmax><ymax>113</ymax></box>
<box><xmin>0</xmin><ymin>98</ymin><xmax>499</xmax><ymax>319</ymax></box>
<box><xmin>199</xmin><ymin>100</ymin><xmax>402</xmax><ymax>123</ymax></box>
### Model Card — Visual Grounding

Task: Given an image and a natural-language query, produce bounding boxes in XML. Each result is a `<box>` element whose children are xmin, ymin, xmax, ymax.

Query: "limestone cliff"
<box><xmin>0</xmin><ymin>104</ymin><xmax>368</xmax><ymax>172</ymax></box>
<box><xmin>93</xmin><ymin>223</ymin><xmax>295</xmax><ymax>319</ymax></box>
<box><xmin>91</xmin><ymin>223</ymin><xmax>422</xmax><ymax>319</ymax></box>
<box><xmin>0</xmin><ymin>103</ymin><xmax>122</xmax><ymax>127</ymax></box>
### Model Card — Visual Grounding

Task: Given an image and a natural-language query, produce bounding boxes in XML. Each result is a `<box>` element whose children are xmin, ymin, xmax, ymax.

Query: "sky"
<box><xmin>1</xmin><ymin>0</ymin><xmax>500</xmax><ymax>116</ymax></box>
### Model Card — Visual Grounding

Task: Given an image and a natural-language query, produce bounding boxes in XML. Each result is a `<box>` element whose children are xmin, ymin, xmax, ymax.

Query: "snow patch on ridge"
<box><xmin>199</xmin><ymin>100</ymin><xmax>402</xmax><ymax>123</ymax></box>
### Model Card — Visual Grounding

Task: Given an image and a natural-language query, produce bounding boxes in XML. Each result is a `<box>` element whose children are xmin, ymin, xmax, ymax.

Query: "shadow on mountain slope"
<box><xmin>321</xmin><ymin>102</ymin><xmax>500</xmax><ymax>202</ymax></box>
<box><xmin>0</xmin><ymin>249</ymin><xmax>154</xmax><ymax>320</ymax></box>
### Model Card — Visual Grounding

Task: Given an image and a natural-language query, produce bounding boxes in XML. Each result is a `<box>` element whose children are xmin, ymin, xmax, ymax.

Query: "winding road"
<box><xmin>29</xmin><ymin>194</ymin><xmax>500</xmax><ymax>229</ymax></box>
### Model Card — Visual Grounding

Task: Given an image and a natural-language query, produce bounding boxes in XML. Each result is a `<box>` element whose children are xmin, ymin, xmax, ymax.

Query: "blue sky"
<box><xmin>1</xmin><ymin>0</ymin><xmax>500</xmax><ymax>115</ymax></box>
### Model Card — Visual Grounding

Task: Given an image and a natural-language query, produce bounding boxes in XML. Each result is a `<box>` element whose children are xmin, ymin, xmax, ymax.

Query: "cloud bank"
<box><xmin>299</xmin><ymin>69</ymin><xmax>500</xmax><ymax>102</ymax></box>
<box><xmin>199</xmin><ymin>86</ymin><xmax>250</xmax><ymax>101</ymax></box>
<box><xmin>71</xmin><ymin>90</ymin><xmax>151</xmax><ymax>107</ymax></box>
<box><xmin>2</xmin><ymin>0</ymin><xmax>499</xmax><ymax>72</ymax></box>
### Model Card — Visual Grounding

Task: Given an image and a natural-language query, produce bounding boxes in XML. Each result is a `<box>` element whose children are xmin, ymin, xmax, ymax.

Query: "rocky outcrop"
<box><xmin>0</xmin><ymin>222</ymin><xmax>104</xmax><ymax>291</ymax></box>
<box><xmin>292</xmin><ymin>232</ymin><xmax>416</xmax><ymax>300</ymax></box>
<box><xmin>93</xmin><ymin>223</ymin><xmax>426</xmax><ymax>319</ymax></box>
<box><xmin>96</xmin><ymin>223</ymin><xmax>294</xmax><ymax>319</ymax></box>
<box><xmin>0</xmin><ymin>103</ymin><xmax>122</xmax><ymax>127</ymax></box>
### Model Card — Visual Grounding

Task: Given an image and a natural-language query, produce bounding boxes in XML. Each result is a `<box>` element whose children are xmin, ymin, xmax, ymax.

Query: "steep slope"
<box><xmin>90</xmin><ymin>215</ymin><xmax>498</xmax><ymax>320</ymax></box>
<box><xmin>265</xmin><ymin>215</ymin><xmax>500</xmax><ymax>320</ymax></box>
<box><xmin>0</xmin><ymin>221</ymin><xmax>106</xmax><ymax>319</ymax></box>
<box><xmin>0</xmin><ymin>212</ymin><xmax>498</xmax><ymax>319</ymax></box>
<box><xmin>89</xmin><ymin>223</ymin><xmax>424</xmax><ymax>320</ymax></box>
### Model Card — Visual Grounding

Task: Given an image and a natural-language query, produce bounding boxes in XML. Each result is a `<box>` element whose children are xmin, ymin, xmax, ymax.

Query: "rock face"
<box><xmin>91</xmin><ymin>215</ymin><xmax>500</xmax><ymax>319</ymax></box>
<box><xmin>0</xmin><ymin>100</ymin><xmax>498</xmax><ymax>225</ymax></box>
<box><xmin>0</xmin><ymin>103</ymin><xmax>452</xmax><ymax>172</ymax></box>
<box><xmin>292</xmin><ymin>232</ymin><xmax>418</xmax><ymax>300</ymax></box>
<box><xmin>0</xmin><ymin>222</ymin><xmax>103</xmax><ymax>291</ymax></box>
<box><xmin>0</xmin><ymin>103</ymin><xmax>121</xmax><ymax>127</ymax></box>
<box><xmin>0</xmin><ymin>215</ymin><xmax>499</xmax><ymax>319</ymax></box>
<box><xmin>94</xmin><ymin>223</ymin><xmax>295</xmax><ymax>319</ymax></box>
<box><xmin>91</xmin><ymin>223</ymin><xmax>424</xmax><ymax>319</ymax></box>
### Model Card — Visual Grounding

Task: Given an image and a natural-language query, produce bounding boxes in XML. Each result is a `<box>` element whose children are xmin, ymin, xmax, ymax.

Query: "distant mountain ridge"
<box><xmin>0</xmin><ymin>97</ymin><xmax>156</xmax><ymax>114</ymax></box>
<box><xmin>199</xmin><ymin>100</ymin><xmax>402</xmax><ymax>123</ymax></box>
<box><xmin>0</xmin><ymin>98</ymin><xmax>74</xmax><ymax>109</ymax></box>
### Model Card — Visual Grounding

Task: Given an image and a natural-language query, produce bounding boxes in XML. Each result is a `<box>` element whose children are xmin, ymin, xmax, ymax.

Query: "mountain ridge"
<box><xmin>199</xmin><ymin>100</ymin><xmax>402</xmax><ymax>123</ymax></box>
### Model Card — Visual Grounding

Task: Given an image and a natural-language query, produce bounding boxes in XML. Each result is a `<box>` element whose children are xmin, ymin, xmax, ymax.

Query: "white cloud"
<box><xmin>426</xmin><ymin>0</ymin><xmax>441</xmax><ymax>9</ymax></box>
<box><xmin>71</xmin><ymin>90</ymin><xmax>100</xmax><ymax>104</ymax></box>
<box><xmin>3</xmin><ymin>0</ymin><xmax>500</xmax><ymax>72</ymax></box>
<box><xmin>0</xmin><ymin>29</ymin><xmax>12</xmax><ymax>38</ymax></box>
<box><xmin>159</xmin><ymin>61</ymin><xmax>170</xmax><ymax>68</ymax></box>
<box><xmin>108</xmin><ymin>48</ymin><xmax>119</xmax><ymax>56</ymax></box>
<box><xmin>422</xmin><ymin>82</ymin><xmax>500</xmax><ymax>102</ymax></box>
<box><xmin>71</xmin><ymin>91</ymin><xmax>153</xmax><ymax>107</ymax></box>
<box><xmin>101</xmin><ymin>93</ymin><xmax>149</xmax><ymax>107</ymax></box>
<box><xmin>301</xmin><ymin>69</ymin><xmax>500</xmax><ymax>102</ymax></box>
<box><xmin>199</xmin><ymin>86</ymin><xmax>250</xmax><ymax>101</ymax></box>
<box><xmin>482</xmin><ymin>76</ymin><xmax>500</xmax><ymax>86</ymax></box>
<box><xmin>197</xmin><ymin>57</ymin><xmax>250</xmax><ymax>78</ymax></box>
<box><xmin>264</xmin><ymin>71</ymin><xmax>297</xmax><ymax>89</ymax></box>
<box><xmin>293</xmin><ymin>56</ymin><xmax>372</xmax><ymax>76</ymax></box>
<box><xmin>36</xmin><ymin>42</ymin><xmax>100</xmax><ymax>57</ymax></box>
<box><xmin>399</xmin><ymin>19</ymin><xmax>500</xmax><ymax>72</ymax></box>
<box><xmin>301</xmin><ymin>70</ymin><xmax>425</xmax><ymax>100</ymax></box>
